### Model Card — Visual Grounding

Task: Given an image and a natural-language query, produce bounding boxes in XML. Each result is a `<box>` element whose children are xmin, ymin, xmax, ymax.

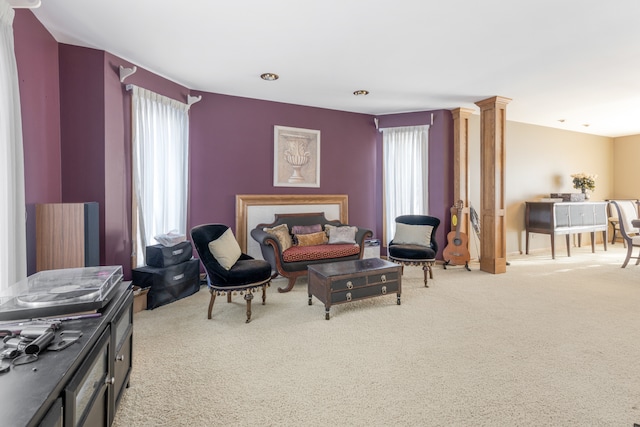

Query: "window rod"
<box><xmin>124</xmin><ymin>83</ymin><xmax>201</xmax><ymax>107</ymax></box>
<box><xmin>374</xmin><ymin>113</ymin><xmax>434</xmax><ymax>132</ymax></box>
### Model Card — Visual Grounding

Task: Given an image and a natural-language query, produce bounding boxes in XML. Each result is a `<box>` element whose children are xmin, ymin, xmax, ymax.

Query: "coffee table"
<box><xmin>307</xmin><ymin>258</ymin><xmax>402</xmax><ymax>320</ymax></box>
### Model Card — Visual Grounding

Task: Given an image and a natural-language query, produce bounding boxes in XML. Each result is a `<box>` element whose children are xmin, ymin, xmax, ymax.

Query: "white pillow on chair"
<box><xmin>208</xmin><ymin>228</ymin><xmax>242</xmax><ymax>270</ymax></box>
<box><xmin>393</xmin><ymin>223</ymin><xmax>433</xmax><ymax>246</ymax></box>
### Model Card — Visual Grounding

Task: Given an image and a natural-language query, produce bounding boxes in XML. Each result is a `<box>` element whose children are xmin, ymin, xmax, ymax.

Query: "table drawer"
<box><xmin>368</xmin><ymin>270</ymin><xmax>399</xmax><ymax>285</ymax></box>
<box><xmin>331</xmin><ymin>281</ymin><xmax>399</xmax><ymax>304</ymax></box>
<box><xmin>331</xmin><ymin>276</ymin><xmax>367</xmax><ymax>291</ymax></box>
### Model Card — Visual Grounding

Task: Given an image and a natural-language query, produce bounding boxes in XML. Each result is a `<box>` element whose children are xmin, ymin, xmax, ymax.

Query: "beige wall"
<box><xmin>613</xmin><ymin>134</ymin><xmax>640</xmax><ymax>199</ymax></box>
<box><xmin>467</xmin><ymin>115</ymin><xmax>615</xmax><ymax>258</ymax></box>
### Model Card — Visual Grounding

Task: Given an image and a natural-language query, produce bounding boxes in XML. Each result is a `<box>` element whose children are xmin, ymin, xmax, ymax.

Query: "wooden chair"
<box><xmin>610</xmin><ymin>200</ymin><xmax>640</xmax><ymax>268</ymax></box>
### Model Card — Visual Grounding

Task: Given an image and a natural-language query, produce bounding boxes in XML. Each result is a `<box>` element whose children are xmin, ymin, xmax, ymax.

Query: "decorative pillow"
<box><xmin>393</xmin><ymin>223</ymin><xmax>433</xmax><ymax>246</ymax></box>
<box><xmin>296</xmin><ymin>231</ymin><xmax>328</xmax><ymax>246</ymax></box>
<box><xmin>328</xmin><ymin>226</ymin><xmax>358</xmax><ymax>244</ymax></box>
<box><xmin>291</xmin><ymin>224</ymin><xmax>322</xmax><ymax>235</ymax></box>
<box><xmin>324</xmin><ymin>224</ymin><xmax>337</xmax><ymax>237</ymax></box>
<box><xmin>263</xmin><ymin>224</ymin><xmax>293</xmax><ymax>251</ymax></box>
<box><xmin>207</xmin><ymin>228</ymin><xmax>242</xmax><ymax>270</ymax></box>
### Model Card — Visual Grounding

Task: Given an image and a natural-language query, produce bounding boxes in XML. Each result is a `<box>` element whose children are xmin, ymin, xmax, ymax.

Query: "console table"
<box><xmin>0</xmin><ymin>281</ymin><xmax>133</xmax><ymax>427</ymax></box>
<box><xmin>525</xmin><ymin>201</ymin><xmax>608</xmax><ymax>259</ymax></box>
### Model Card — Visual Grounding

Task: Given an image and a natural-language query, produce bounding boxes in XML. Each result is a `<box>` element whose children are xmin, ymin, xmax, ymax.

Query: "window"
<box><xmin>131</xmin><ymin>86</ymin><xmax>190</xmax><ymax>268</ymax></box>
<box><xmin>382</xmin><ymin>125</ymin><xmax>429</xmax><ymax>244</ymax></box>
<box><xmin>0</xmin><ymin>2</ymin><xmax>26</xmax><ymax>291</ymax></box>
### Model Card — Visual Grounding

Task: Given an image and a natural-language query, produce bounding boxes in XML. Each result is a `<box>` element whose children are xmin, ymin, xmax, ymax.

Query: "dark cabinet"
<box><xmin>65</xmin><ymin>328</ymin><xmax>111</xmax><ymax>427</ymax></box>
<box><xmin>39</xmin><ymin>398</ymin><xmax>63</xmax><ymax>427</ymax></box>
<box><xmin>0</xmin><ymin>282</ymin><xmax>133</xmax><ymax>427</ymax></box>
<box><xmin>111</xmin><ymin>298</ymin><xmax>133</xmax><ymax>417</ymax></box>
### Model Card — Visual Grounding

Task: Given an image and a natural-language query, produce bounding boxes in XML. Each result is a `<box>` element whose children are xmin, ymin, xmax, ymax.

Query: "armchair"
<box><xmin>388</xmin><ymin>215</ymin><xmax>440</xmax><ymax>287</ymax></box>
<box><xmin>191</xmin><ymin>224</ymin><xmax>271</xmax><ymax>323</ymax></box>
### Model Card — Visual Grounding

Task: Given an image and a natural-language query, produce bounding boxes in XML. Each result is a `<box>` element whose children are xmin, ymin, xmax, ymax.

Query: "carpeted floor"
<box><xmin>112</xmin><ymin>246</ymin><xmax>640</xmax><ymax>426</ymax></box>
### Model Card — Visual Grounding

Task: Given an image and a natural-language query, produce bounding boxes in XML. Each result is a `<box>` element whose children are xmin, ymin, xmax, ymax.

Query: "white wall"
<box><xmin>467</xmin><ymin>115</ymin><xmax>614</xmax><ymax>257</ymax></box>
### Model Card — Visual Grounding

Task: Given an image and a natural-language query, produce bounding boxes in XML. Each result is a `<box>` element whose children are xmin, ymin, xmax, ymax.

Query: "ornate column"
<box><xmin>451</xmin><ymin>107</ymin><xmax>475</xmax><ymax>238</ymax></box>
<box><xmin>474</xmin><ymin>96</ymin><xmax>511</xmax><ymax>274</ymax></box>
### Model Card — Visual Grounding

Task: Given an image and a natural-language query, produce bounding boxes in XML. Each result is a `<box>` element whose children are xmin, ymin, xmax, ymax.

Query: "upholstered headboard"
<box><xmin>235</xmin><ymin>194</ymin><xmax>348</xmax><ymax>259</ymax></box>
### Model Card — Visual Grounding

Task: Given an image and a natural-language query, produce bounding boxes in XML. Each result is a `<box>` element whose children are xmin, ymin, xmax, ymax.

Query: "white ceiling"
<box><xmin>27</xmin><ymin>0</ymin><xmax>640</xmax><ymax>137</ymax></box>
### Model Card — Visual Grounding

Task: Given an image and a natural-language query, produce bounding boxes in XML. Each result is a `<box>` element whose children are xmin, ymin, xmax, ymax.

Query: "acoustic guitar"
<box><xmin>443</xmin><ymin>200</ymin><xmax>471</xmax><ymax>270</ymax></box>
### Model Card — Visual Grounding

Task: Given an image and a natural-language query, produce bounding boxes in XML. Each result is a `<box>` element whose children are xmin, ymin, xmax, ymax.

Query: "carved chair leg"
<box><xmin>262</xmin><ymin>286</ymin><xmax>267</xmax><ymax>305</ymax></box>
<box><xmin>422</xmin><ymin>265</ymin><xmax>429</xmax><ymax>287</ymax></box>
<box><xmin>227</xmin><ymin>292</ymin><xmax>232</xmax><ymax>303</ymax></box>
<box><xmin>244</xmin><ymin>292</ymin><xmax>254</xmax><ymax>323</ymax></box>
<box><xmin>207</xmin><ymin>289</ymin><xmax>217</xmax><ymax>319</ymax></box>
<box><xmin>278</xmin><ymin>276</ymin><xmax>297</xmax><ymax>293</ymax></box>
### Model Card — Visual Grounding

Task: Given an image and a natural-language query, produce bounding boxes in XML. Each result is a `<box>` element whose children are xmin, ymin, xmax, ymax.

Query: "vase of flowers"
<box><xmin>571</xmin><ymin>172</ymin><xmax>597</xmax><ymax>199</ymax></box>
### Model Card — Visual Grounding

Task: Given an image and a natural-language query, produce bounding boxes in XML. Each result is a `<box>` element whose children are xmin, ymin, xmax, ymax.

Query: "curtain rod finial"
<box><xmin>119</xmin><ymin>65</ymin><xmax>137</xmax><ymax>83</ymax></box>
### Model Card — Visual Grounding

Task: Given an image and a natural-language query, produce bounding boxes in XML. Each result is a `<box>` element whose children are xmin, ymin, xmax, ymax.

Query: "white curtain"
<box><xmin>382</xmin><ymin>125</ymin><xmax>429</xmax><ymax>245</ymax></box>
<box><xmin>132</xmin><ymin>86</ymin><xmax>190</xmax><ymax>267</ymax></box>
<box><xmin>0</xmin><ymin>0</ymin><xmax>27</xmax><ymax>291</ymax></box>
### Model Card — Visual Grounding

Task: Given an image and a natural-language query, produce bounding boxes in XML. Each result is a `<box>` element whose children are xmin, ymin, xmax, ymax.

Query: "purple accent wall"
<box><xmin>13</xmin><ymin>10</ymin><xmax>61</xmax><ymax>274</ymax></box>
<box><xmin>14</xmin><ymin>10</ymin><xmax>456</xmax><ymax>278</ymax></box>
<box><xmin>188</xmin><ymin>94</ymin><xmax>378</xmax><ymax>236</ymax></box>
<box><xmin>59</xmin><ymin>45</ymin><xmax>105</xmax><ymax>203</ymax></box>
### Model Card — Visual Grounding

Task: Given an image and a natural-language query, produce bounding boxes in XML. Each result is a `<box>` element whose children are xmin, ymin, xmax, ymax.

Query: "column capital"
<box><xmin>475</xmin><ymin>96</ymin><xmax>512</xmax><ymax>109</ymax></box>
<box><xmin>451</xmin><ymin>107</ymin><xmax>475</xmax><ymax>120</ymax></box>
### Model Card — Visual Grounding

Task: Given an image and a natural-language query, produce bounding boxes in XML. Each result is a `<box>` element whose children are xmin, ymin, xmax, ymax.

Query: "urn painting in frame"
<box><xmin>273</xmin><ymin>125</ymin><xmax>320</xmax><ymax>187</ymax></box>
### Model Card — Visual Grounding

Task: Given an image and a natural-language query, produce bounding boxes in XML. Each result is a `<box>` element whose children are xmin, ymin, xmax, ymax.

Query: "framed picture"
<box><xmin>273</xmin><ymin>125</ymin><xmax>320</xmax><ymax>187</ymax></box>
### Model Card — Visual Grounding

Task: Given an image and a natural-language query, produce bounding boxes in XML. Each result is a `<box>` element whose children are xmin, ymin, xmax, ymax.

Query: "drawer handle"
<box><xmin>116</xmin><ymin>354</ymin><xmax>125</xmax><ymax>362</ymax></box>
<box><xmin>346</xmin><ymin>292</ymin><xmax>352</xmax><ymax>302</ymax></box>
<box><xmin>382</xmin><ymin>286</ymin><xmax>387</xmax><ymax>295</ymax></box>
<box><xmin>381</xmin><ymin>274</ymin><xmax>387</xmax><ymax>283</ymax></box>
<box><xmin>346</xmin><ymin>281</ymin><xmax>353</xmax><ymax>289</ymax></box>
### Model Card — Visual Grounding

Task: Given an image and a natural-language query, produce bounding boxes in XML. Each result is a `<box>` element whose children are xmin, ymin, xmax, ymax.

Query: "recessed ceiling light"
<box><xmin>583</xmin><ymin>124</ymin><xmax>590</xmax><ymax>127</ymax></box>
<box><xmin>353</xmin><ymin>90</ymin><xmax>369</xmax><ymax>96</ymax></box>
<box><xmin>260</xmin><ymin>73</ymin><xmax>279</xmax><ymax>81</ymax></box>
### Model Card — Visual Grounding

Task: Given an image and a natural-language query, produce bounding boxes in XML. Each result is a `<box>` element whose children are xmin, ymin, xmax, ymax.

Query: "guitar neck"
<box><xmin>454</xmin><ymin>206</ymin><xmax>463</xmax><ymax>237</ymax></box>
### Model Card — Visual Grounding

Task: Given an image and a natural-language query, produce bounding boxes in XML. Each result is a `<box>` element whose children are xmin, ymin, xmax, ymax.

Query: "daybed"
<box><xmin>251</xmin><ymin>212</ymin><xmax>372</xmax><ymax>292</ymax></box>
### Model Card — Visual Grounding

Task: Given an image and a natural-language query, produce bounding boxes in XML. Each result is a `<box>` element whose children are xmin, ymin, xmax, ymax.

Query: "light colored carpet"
<box><xmin>113</xmin><ymin>246</ymin><xmax>640</xmax><ymax>427</ymax></box>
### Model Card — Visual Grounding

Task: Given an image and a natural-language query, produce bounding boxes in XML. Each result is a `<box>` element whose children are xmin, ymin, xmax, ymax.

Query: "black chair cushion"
<box><xmin>223</xmin><ymin>258</ymin><xmax>272</xmax><ymax>287</ymax></box>
<box><xmin>388</xmin><ymin>243</ymin><xmax>436</xmax><ymax>261</ymax></box>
